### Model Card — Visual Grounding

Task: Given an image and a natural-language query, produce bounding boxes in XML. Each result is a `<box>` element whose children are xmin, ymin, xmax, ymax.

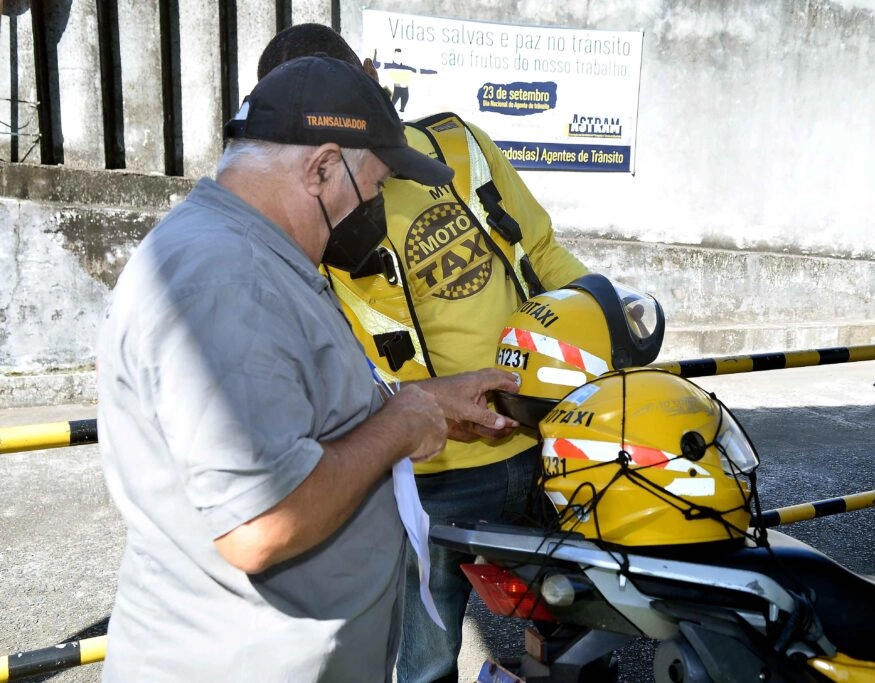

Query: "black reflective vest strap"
<box><xmin>373</xmin><ymin>331</ymin><xmax>416</xmax><ymax>372</ymax></box>
<box><xmin>520</xmin><ymin>255</ymin><xmax>545</xmax><ymax>297</ymax></box>
<box><xmin>475</xmin><ymin>180</ymin><xmax>523</xmax><ymax>245</ymax></box>
<box><xmin>350</xmin><ymin>246</ymin><xmax>400</xmax><ymax>285</ymax></box>
<box><xmin>342</xmin><ymin>238</ymin><xmax>432</xmax><ymax>378</ymax></box>
<box><xmin>476</xmin><ymin>180</ymin><xmax>545</xmax><ymax>297</ymax></box>
<box><xmin>453</xmin><ymin>117</ymin><xmax>545</xmax><ymax>299</ymax></box>
<box><xmin>323</xmin><ymin>262</ymin><xmax>436</xmax><ymax>379</ymax></box>
<box><xmin>385</xmin><ymin>231</ymin><xmax>437</xmax><ymax>377</ymax></box>
<box><xmin>471</xmin><ymin>215</ymin><xmax>529</xmax><ymax>302</ymax></box>
<box><xmin>406</xmin><ymin>113</ymin><xmax>538</xmax><ymax>302</ymax></box>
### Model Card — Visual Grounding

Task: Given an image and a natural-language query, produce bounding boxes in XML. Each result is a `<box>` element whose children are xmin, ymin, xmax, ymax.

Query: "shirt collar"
<box><xmin>189</xmin><ymin>177</ymin><xmax>329</xmax><ymax>295</ymax></box>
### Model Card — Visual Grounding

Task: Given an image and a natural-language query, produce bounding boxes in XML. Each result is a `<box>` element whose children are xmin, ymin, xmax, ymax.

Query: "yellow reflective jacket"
<box><xmin>325</xmin><ymin>113</ymin><xmax>587</xmax><ymax>473</ymax></box>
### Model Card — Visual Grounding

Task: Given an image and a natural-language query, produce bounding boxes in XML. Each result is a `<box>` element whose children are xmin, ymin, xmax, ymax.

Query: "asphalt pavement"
<box><xmin>2</xmin><ymin>361</ymin><xmax>874</xmax><ymax>682</ymax></box>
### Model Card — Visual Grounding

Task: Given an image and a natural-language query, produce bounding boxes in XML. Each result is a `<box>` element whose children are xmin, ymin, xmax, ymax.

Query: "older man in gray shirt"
<box><xmin>98</xmin><ymin>56</ymin><xmax>520</xmax><ymax>682</ymax></box>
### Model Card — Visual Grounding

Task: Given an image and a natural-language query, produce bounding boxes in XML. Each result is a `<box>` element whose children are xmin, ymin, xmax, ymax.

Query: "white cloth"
<box><xmin>393</xmin><ymin>457</ymin><xmax>446</xmax><ymax>630</ymax></box>
<box><xmin>367</xmin><ymin>359</ymin><xmax>445</xmax><ymax>630</ymax></box>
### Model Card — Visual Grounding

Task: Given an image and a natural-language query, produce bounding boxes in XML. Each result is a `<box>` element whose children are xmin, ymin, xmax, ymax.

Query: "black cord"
<box><xmin>493</xmin><ymin>371</ymin><xmax>829</xmax><ymax>658</ymax></box>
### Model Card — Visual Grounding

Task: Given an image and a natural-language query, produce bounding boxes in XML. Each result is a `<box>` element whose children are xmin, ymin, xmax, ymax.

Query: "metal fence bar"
<box><xmin>0</xmin><ymin>97</ymin><xmax>41</xmax><ymax>163</ymax></box>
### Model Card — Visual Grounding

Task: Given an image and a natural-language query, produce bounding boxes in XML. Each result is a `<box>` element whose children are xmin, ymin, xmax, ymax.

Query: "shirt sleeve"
<box><xmin>142</xmin><ymin>280</ymin><xmax>325</xmax><ymax>538</ymax></box>
<box><xmin>468</xmin><ymin>122</ymin><xmax>589</xmax><ymax>291</ymax></box>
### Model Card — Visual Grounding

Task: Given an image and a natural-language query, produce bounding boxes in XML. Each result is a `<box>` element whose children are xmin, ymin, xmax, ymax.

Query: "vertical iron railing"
<box><xmin>1</xmin><ymin>1</ymin><xmax>342</xmax><ymax>176</ymax></box>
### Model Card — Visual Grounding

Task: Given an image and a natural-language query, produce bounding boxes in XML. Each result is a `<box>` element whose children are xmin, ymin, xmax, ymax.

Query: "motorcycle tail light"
<box><xmin>461</xmin><ymin>563</ymin><xmax>555</xmax><ymax>622</ymax></box>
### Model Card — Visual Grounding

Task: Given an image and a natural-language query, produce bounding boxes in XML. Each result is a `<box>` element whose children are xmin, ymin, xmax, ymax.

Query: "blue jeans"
<box><xmin>395</xmin><ymin>445</ymin><xmax>542</xmax><ymax>683</ymax></box>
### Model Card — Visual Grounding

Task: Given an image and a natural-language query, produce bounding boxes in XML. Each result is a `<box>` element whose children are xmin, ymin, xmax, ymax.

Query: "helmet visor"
<box><xmin>614</xmin><ymin>282</ymin><xmax>660</xmax><ymax>343</ymax></box>
<box><xmin>715</xmin><ymin>407</ymin><xmax>759</xmax><ymax>474</ymax></box>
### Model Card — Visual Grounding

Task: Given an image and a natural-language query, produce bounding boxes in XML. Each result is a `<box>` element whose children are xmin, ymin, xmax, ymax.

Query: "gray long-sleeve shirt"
<box><xmin>98</xmin><ymin>177</ymin><xmax>404</xmax><ymax>682</ymax></box>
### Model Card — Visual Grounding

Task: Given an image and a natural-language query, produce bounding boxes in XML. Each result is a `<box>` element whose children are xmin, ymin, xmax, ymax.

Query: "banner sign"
<box><xmin>362</xmin><ymin>10</ymin><xmax>643</xmax><ymax>173</ymax></box>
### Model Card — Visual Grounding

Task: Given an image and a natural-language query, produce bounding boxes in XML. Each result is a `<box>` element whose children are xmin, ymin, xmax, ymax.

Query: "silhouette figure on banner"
<box><xmin>372</xmin><ymin>48</ymin><xmax>437</xmax><ymax>114</ymax></box>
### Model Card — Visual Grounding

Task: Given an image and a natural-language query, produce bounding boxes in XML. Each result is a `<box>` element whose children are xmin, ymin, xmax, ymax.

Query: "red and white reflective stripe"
<box><xmin>543</xmin><ymin>437</ymin><xmax>671</xmax><ymax>468</ymax></box>
<box><xmin>500</xmin><ymin>327</ymin><xmax>609</xmax><ymax>376</ymax></box>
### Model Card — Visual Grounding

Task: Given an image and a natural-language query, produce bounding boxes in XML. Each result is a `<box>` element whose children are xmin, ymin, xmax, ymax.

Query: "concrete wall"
<box><xmin>0</xmin><ymin>164</ymin><xmax>195</xmax><ymax>405</ymax></box>
<box><xmin>2</xmin><ymin>0</ymin><xmax>874</xmax><ymax>407</ymax></box>
<box><xmin>3</xmin><ymin>162</ymin><xmax>874</xmax><ymax>407</ymax></box>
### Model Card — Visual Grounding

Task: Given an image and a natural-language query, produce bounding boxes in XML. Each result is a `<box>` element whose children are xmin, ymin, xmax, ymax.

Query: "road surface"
<box><xmin>2</xmin><ymin>362</ymin><xmax>873</xmax><ymax>681</ymax></box>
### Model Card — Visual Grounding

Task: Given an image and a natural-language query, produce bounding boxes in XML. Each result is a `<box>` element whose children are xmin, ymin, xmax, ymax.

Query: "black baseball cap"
<box><xmin>224</xmin><ymin>55</ymin><xmax>453</xmax><ymax>187</ymax></box>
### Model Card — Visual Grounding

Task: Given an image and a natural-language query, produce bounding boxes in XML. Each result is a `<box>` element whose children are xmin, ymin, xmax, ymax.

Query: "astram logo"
<box><xmin>567</xmin><ymin>115</ymin><xmax>622</xmax><ymax>138</ymax></box>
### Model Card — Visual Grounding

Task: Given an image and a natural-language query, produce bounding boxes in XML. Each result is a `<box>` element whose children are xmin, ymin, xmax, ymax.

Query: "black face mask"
<box><xmin>319</xmin><ymin>156</ymin><xmax>388</xmax><ymax>272</ymax></box>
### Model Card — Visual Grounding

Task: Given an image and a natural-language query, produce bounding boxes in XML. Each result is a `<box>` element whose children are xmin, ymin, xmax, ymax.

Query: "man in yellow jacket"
<box><xmin>258</xmin><ymin>25</ymin><xmax>590</xmax><ymax>683</ymax></box>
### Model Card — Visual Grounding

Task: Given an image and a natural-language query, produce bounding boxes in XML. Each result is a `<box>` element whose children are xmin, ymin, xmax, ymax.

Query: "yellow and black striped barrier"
<box><xmin>0</xmin><ymin>418</ymin><xmax>97</xmax><ymax>455</ymax></box>
<box><xmin>653</xmin><ymin>343</ymin><xmax>875</xmax><ymax>378</ymax></box>
<box><xmin>753</xmin><ymin>490</ymin><xmax>875</xmax><ymax>528</ymax></box>
<box><xmin>3</xmin><ymin>344</ymin><xmax>873</xmax><ymax>452</ymax></box>
<box><xmin>0</xmin><ymin>635</ymin><xmax>106</xmax><ymax>682</ymax></box>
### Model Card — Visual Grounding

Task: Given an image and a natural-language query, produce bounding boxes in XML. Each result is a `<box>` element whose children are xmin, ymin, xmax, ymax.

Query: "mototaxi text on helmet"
<box><xmin>493</xmin><ymin>273</ymin><xmax>666</xmax><ymax>429</ymax></box>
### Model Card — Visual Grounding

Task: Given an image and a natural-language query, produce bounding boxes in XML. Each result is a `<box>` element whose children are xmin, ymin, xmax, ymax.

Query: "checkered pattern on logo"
<box><xmin>404</xmin><ymin>201</ymin><xmax>492</xmax><ymax>301</ymax></box>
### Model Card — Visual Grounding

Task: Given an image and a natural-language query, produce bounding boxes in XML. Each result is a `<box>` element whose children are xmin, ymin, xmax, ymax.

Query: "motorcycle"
<box><xmin>434</xmin><ymin>518</ymin><xmax>875</xmax><ymax>682</ymax></box>
<box><xmin>428</xmin><ymin>272</ymin><xmax>875</xmax><ymax>683</ymax></box>
<box><xmin>432</xmin><ymin>367</ymin><xmax>875</xmax><ymax>683</ymax></box>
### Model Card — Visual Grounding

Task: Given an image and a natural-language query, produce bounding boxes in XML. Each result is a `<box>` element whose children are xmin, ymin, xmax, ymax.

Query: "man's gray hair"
<box><xmin>216</xmin><ymin>139</ymin><xmax>369</xmax><ymax>176</ymax></box>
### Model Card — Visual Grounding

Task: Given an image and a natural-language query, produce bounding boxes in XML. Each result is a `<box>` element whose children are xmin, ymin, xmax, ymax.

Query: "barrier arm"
<box><xmin>0</xmin><ymin>419</ymin><xmax>97</xmax><ymax>455</ymax></box>
<box><xmin>1</xmin><ymin>635</ymin><xmax>106</xmax><ymax>682</ymax></box>
<box><xmin>5</xmin><ymin>346</ymin><xmax>874</xmax><ymax>453</ymax></box>
<box><xmin>652</xmin><ymin>343</ymin><xmax>875</xmax><ymax>378</ymax></box>
<box><xmin>752</xmin><ymin>490</ymin><xmax>875</xmax><ymax>528</ymax></box>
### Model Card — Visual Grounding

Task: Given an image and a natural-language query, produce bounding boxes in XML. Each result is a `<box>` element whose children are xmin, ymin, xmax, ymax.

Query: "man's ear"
<box><xmin>304</xmin><ymin>143</ymin><xmax>342</xmax><ymax>197</ymax></box>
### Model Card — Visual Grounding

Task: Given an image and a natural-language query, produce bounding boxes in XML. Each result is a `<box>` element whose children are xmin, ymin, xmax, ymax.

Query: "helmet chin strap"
<box><xmin>619</xmin><ymin>369</ymin><xmax>628</xmax><ymax>458</ymax></box>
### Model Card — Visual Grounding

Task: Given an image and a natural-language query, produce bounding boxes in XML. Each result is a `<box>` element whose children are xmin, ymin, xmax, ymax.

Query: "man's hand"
<box><xmin>416</xmin><ymin>369</ymin><xmax>521</xmax><ymax>442</ymax></box>
<box><xmin>214</xmin><ymin>383</ymin><xmax>447</xmax><ymax>573</ymax></box>
<box><xmin>382</xmin><ymin>384</ymin><xmax>448</xmax><ymax>462</ymax></box>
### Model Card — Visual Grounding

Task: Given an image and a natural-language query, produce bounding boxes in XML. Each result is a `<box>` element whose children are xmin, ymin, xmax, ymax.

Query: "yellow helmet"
<box><xmin>540</xmin><ymin>368</ymin><xmax>756</xmax><ymax>547</ymax></box>
<box><xmin>494</xmin><ymin>274</ymin><xmax>664</xmax><ymax>427</ymax></box>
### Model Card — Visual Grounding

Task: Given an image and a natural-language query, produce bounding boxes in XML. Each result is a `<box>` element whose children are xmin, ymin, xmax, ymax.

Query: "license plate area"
<box><xmin>476</xmin><ymin>657</ymin><xmax>525</xmax><ymax>683</ymax></box>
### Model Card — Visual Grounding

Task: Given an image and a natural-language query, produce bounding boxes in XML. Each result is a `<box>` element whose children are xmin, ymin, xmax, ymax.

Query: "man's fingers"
<box><xmin>447</xmin><ymin>418</ymin><xmax>515</xmax><ymax>443</ymax></box>
<box><xmin>446</xmin><ymin>420</ymin><xmax>480</xmax><ymax>442</ymax></box>
<box><xmin>470</xmin><ymin>424</ymin><xmax>516</xmax><ymax>441</ymax></box>
<box><xmin>465</xmin><ymin>404</ymin><xmax>519</xmax><ymax>431</ymax></box>
<box><xmin>475</xmin><ymin>368</ymin><xmax>521</xmax><ymax>394</ymax></box>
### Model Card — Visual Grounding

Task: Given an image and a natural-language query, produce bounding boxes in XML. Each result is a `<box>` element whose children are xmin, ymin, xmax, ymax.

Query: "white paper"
<box><xmin>392</xmin><ymin>457</ymin><xmax>446</xmax><ymax>630</ymax></box>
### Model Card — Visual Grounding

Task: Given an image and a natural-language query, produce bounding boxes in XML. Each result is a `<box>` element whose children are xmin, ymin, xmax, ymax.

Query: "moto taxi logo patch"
<box><xmin>404</xmin><ymin>202</ymin><xmax>491</xmax><ymax>300</ymax></box>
